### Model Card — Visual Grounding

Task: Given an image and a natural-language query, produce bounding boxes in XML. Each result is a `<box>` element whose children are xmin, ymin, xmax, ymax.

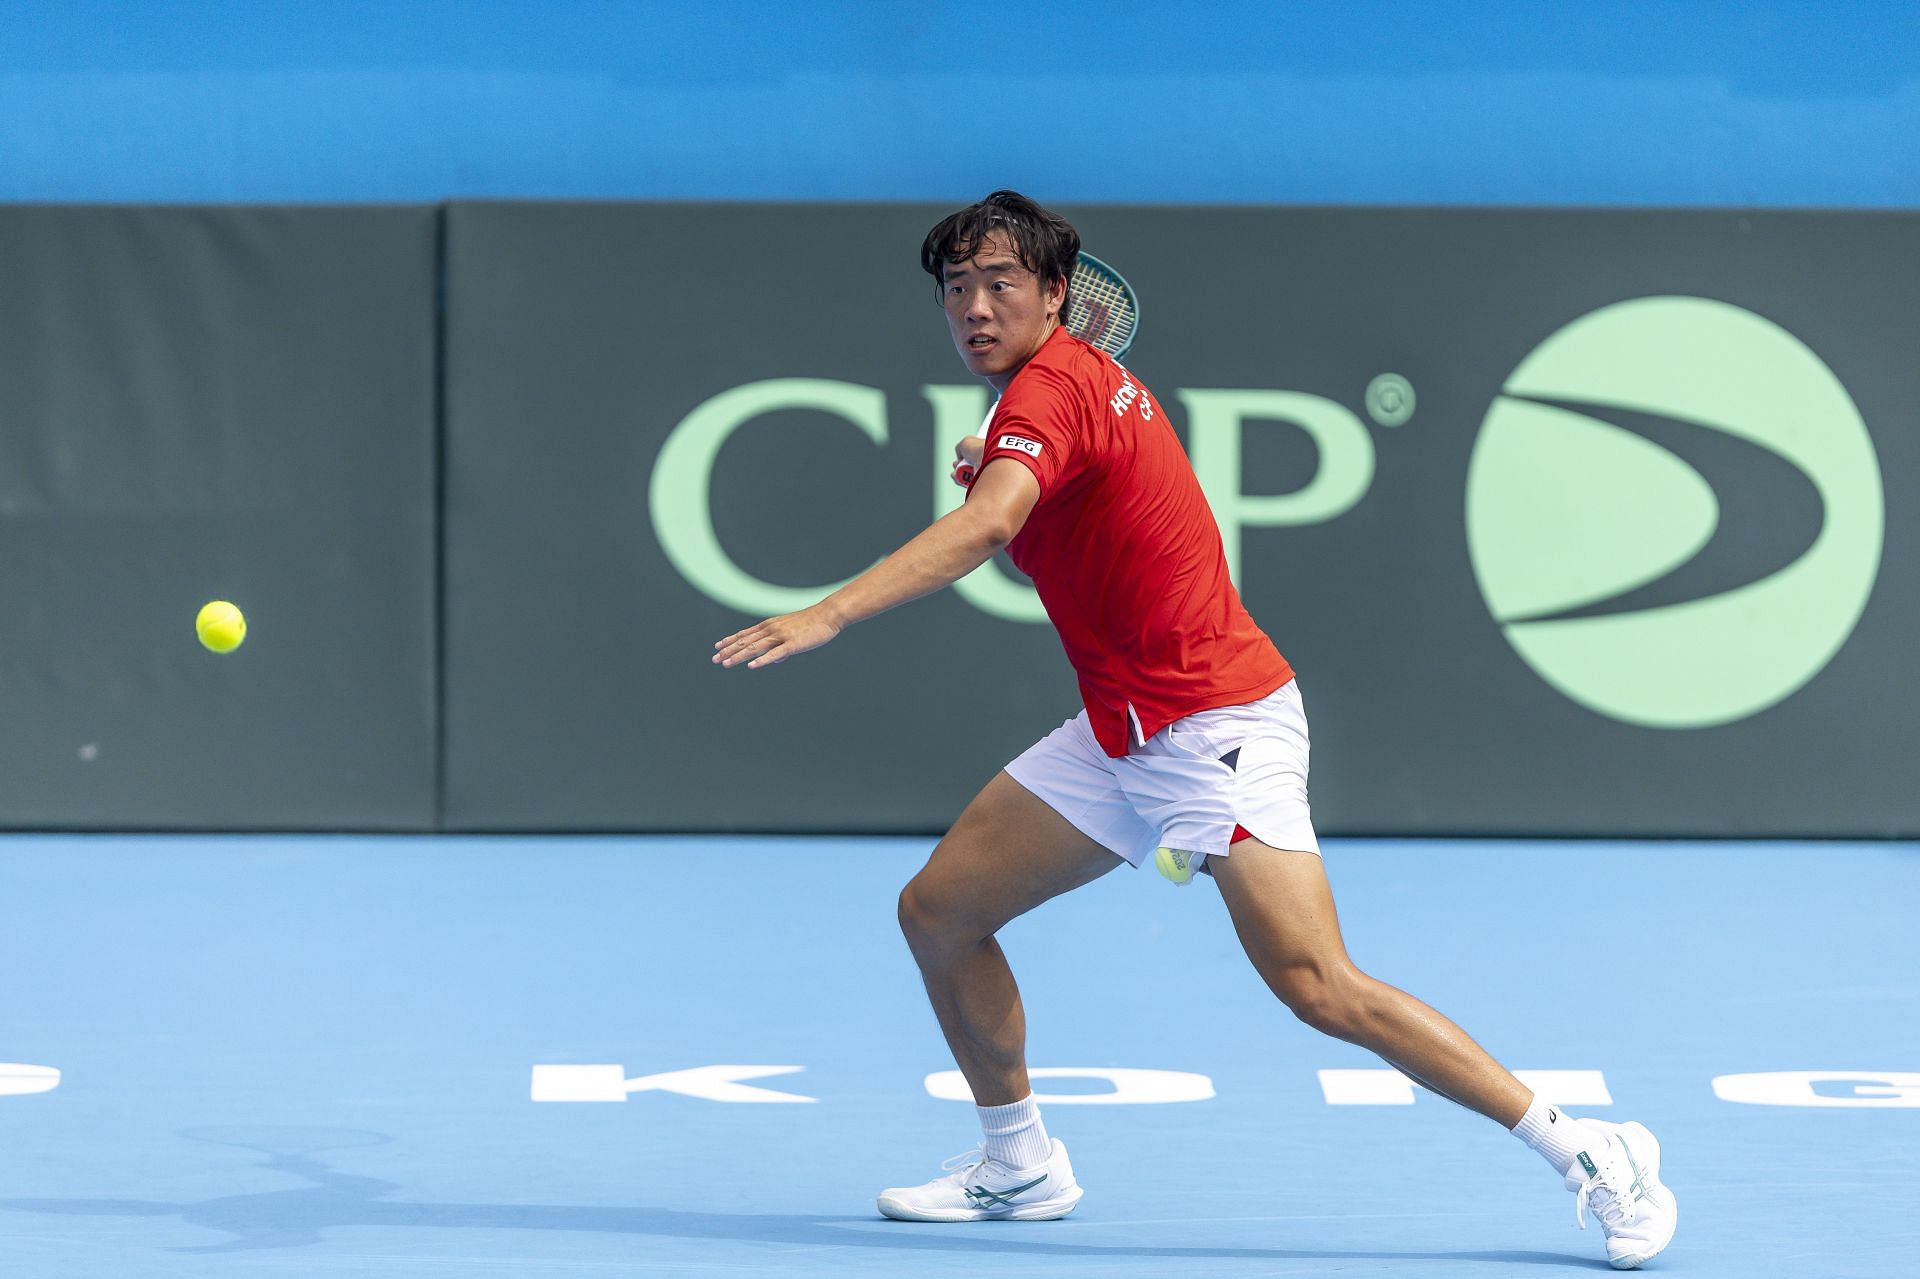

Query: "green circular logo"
<box><xmin>1366</xmin><ymin>372</ymin><xmax>1416</xmax><ymax>426</ymax></box>
<box><xmin>1466</xmin><ymin>296</ymin><xmax>1883</xmax><ymax>729</ymax></box>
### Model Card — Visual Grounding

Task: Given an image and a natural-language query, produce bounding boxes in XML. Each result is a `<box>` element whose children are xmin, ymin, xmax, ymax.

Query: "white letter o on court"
<box><xmin>1711</xmin><ymin>1071</ymin><xmax>1920</xmax><ymax>1107</ymax></box>
<box><xmin>924</xmin><ymin>1067</ymin><xmax>1215</xmax><ymax>1105</ymax></box>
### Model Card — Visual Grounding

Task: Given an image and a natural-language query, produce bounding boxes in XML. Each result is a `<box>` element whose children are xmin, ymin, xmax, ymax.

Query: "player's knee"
<box><xmin>897</xmin><ymin>877</ymin><xmax>954</xmax><ymax>950</ymax></box>
<box><xmin>898</xmin><ymin>875</ymin><xmax>990</xmax><ymax>954</ymax></box>
<box><xmin>897</xmin><ymin>880</ymin><xmax>929</xmax><ymax>942</ymax></box>
<box><xmin>1275</xmin><ymin>965</ymin><xmax>1367</xmax><ymax>1040</ymax></box>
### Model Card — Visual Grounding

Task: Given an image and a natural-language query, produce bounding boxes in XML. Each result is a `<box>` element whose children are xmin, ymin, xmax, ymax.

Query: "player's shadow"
<box><xmin>0</xmin><ymin>1125</ymin><xmax>1603</xmax><ymax>1268</ymax></box>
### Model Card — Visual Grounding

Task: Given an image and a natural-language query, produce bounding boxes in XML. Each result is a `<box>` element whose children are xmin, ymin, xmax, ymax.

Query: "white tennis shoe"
<box><xmin>876</xmin><ymin>1139</ymin><xmax>1083</xmax><ymax>1222</ymax></box>
<box><xmin>1566</xmin><ymin>1120</ymin><xmax>1677</xmax><ymax>1268</ymax></box>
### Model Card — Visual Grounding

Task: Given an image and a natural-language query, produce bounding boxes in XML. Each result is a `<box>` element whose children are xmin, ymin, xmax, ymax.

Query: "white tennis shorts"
<box><xmin>1004</xmin><ymin>679</ymin><xmax>1320</xmax><ymax>871</ymax></box>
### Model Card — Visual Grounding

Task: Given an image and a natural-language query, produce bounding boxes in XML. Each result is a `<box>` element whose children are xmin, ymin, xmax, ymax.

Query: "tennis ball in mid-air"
<box><xmin>1153</xmin><ymin>846</ymin><xmax>1197</xmax><ymax>886</ymax></box>
<box><xmin>195</xmin><ymin>600</ymin><xmax>247</xmax><ymax>653</ymax></box>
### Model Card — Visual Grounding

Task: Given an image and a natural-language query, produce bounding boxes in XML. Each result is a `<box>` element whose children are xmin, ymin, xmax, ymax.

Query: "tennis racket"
<box><xmin>1065</xmin><ymin>250</ymin><xmax>1140</xmax><ymax>360</ymax></box>
<box><xmin>951</xmin><ymin>250</ymin><xmax>1141</xmax><ymax>487</ymax></box>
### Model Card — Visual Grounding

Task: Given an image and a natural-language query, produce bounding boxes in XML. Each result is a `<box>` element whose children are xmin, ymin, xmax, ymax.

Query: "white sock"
<box><xmin>977</xmin><ymin>1094</ymin><xmax>1052</xmax><ymax>1170</ymax></box>
<box><xmin>1511</xmin><ymin>1094</ymin><xmax>1593</xmax><ymax>1176</ymax></box>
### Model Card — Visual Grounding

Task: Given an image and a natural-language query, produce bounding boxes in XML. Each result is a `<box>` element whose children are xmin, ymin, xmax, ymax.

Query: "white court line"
<box><xmin>0</xmin><ymin>1063</ymin><xmax>60</xmax><ymax>1097</ymax></box>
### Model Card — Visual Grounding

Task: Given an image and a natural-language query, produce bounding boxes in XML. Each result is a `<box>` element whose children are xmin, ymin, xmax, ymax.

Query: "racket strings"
<box><xmin>1067</xmin><ymin>261</ymin><xmax>1138</xmax><ymax>357</ymax></box>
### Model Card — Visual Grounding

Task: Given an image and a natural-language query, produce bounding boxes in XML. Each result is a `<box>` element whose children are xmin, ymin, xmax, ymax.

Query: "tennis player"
<box><xmin>713</xmin><ymin>190</ymin><xmax>1676</xmax><ymax>1268</ymax></box>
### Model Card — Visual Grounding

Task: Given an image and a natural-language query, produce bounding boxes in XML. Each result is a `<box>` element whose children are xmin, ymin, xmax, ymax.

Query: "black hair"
<box><xmin>921</xmin><ymin>190</ymin><xmax>1079</xmax><ymax>313</ymax></box>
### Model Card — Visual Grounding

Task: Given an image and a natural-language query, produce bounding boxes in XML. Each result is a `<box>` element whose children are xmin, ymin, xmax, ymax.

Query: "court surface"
<box><xmin>2</xmin><ymin>835</ymin><xmax>1915</xmax><ymax>1277</ymax></box>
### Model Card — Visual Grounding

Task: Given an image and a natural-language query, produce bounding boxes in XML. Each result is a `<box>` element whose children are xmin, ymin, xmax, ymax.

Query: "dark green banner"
<box><xmin>4</xmin><ymin>203</ymin><xmax>1908</xmax><ymax>835</ymax></box>
<box><xmin>441</xmin><ymin>203</ymin><xmax>1919</xmax><ymax>836</ymax></box>
<box><xmin>0</xmin><ymin>207</ymin><xmax>438</xmax><ymax>829</ymax></box>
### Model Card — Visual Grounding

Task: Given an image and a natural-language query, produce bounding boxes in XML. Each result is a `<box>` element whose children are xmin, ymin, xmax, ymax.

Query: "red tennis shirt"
<box><xmin>971</xmin><ymin>327</ymin><xmax>1294</xmax><ymax>757</ymax></box>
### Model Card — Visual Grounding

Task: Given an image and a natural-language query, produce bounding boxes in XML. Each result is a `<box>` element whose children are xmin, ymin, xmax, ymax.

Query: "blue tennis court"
<box><xmin>2</xmin><ymin>834</ymin><xmax>1913</xmax><ymax>1277</ymax></box>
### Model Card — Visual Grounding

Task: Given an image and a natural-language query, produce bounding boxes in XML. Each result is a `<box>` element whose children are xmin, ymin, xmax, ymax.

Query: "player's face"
<box><xmin>940</xmin><ymin>234</ymin><xmax>1065</xmax><ymax>390</ymax></box>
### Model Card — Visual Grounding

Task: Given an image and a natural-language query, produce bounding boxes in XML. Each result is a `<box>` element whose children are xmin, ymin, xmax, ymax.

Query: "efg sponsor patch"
<box><xmin>996</xmin><ymin>434</ymin><xmax>1044</xmax><ymax>458</ymax></box>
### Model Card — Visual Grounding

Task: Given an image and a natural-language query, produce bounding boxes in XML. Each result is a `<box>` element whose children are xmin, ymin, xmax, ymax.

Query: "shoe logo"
<box><xmin>964</xmin><ymin>1173</ymin><xmax>1047</xmax><ymax>1210</ymax></box>
<box><xmin>1577</xmin><ymin>1151</ymin><xmax>1599</xmax><ymax>1179</ymax></box>
<box><xmin>1616</xmin><ymin>1138</ymin><xmax>1653</xmax><ymax>1205</ymax></box>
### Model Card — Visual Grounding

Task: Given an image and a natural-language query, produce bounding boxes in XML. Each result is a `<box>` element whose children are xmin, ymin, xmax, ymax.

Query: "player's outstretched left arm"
<box><xmin>713</xmin><ymin>458</ymin><xmax>1038</xmax><ymax>670</ymax></box>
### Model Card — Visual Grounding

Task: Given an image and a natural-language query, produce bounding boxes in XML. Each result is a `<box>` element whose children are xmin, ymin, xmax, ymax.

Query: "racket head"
<box><xmin>1066</xmin><ymin>251</ymin><xmax>1140</xmax><ymax>360</ymax></box>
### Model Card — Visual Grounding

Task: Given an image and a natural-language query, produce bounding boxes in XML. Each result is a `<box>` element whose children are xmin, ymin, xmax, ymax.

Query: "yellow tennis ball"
<box><xmin>196</xmin><ymin>600</ymin><xmax>247</xmax><ymax>653</ymax></box>
<box><xmin>1153</xmin><ymin>846</ymin><xmax>1196</xmax><ymax>886</ymax></box>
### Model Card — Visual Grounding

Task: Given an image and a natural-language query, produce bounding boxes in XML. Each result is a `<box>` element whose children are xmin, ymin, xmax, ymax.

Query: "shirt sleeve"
<box><xmin>977</xmin><ymin>363</ymin><xmax>1082</xmax><ymax>501</ymax></box>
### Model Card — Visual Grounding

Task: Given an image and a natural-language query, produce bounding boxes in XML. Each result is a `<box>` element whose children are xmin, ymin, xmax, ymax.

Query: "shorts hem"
<box><xmin>1223</xmin><ymin>824</ymin><xmax>1322</xmax><ymax>858</ymax></box>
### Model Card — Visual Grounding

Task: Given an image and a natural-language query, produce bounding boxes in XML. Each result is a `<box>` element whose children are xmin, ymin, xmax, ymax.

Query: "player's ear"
<box><xmin>1046</xmin><ymin>271</ymin><xmax>1066</xmax><ymax>320</ymax></box>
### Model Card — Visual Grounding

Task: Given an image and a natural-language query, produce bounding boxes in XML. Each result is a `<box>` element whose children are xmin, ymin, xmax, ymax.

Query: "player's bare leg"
<box><xmin>879</xmin><ymin>770</ymin><xmax>1117</xmax><ymax>1222</ymax></box>
<box><xmin>896</xmin><ymin>770</ymin><xmax>1119</xmax><ymax>1106</ymax></box>
<box><xmin>1208</xmin><ymin>838</ymin><xmax>1530</xmax><ymax>1122</ymax></box>
<box><xmin>1210</xmin><ymin>840</ymin><xmax>1676</xmax><ymax>1267</ymax></box>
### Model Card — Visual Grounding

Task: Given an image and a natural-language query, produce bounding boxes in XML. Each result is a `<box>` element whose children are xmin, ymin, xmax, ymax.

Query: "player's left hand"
<box><xmin>712</xmin><ymin>604</ymin><xmax>844</xmax><ymax>670</ymax></box>
<box><xmin>951</xmin><ymin>434</ymin><xmax>985</xmax><ymax>488</ymax></box>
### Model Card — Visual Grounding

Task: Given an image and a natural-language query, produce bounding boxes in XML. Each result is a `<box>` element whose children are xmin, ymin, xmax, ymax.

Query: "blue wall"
<box><xmin>4</xmin><ymin>1</ymin><xmax>1918</xmax><ymax>205</ymax></box>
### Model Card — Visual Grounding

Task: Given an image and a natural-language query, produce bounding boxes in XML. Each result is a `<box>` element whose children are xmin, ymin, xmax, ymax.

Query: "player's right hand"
<box><xmin>712</xmin><ymin>603</ymin><xmax>844</xmax><ymax>670</ymax></box>
<box><xmin>951</xmin><ymin>435</ymin><xmax>985</xmax><ymax>488</ymax></box>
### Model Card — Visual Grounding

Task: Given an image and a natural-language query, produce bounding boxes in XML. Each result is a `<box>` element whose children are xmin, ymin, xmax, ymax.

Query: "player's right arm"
<box><xmin>711</xmin><ymin>457</ymin><xmax>1038</xmax><ymax>670</ymax></box>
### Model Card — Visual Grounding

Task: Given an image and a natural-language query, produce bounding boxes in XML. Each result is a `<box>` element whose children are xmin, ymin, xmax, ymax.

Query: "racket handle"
<box><xmin>951</xmin><ymin>458</ymin><xmax>977</xmax><ymax>489</ymax></box>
